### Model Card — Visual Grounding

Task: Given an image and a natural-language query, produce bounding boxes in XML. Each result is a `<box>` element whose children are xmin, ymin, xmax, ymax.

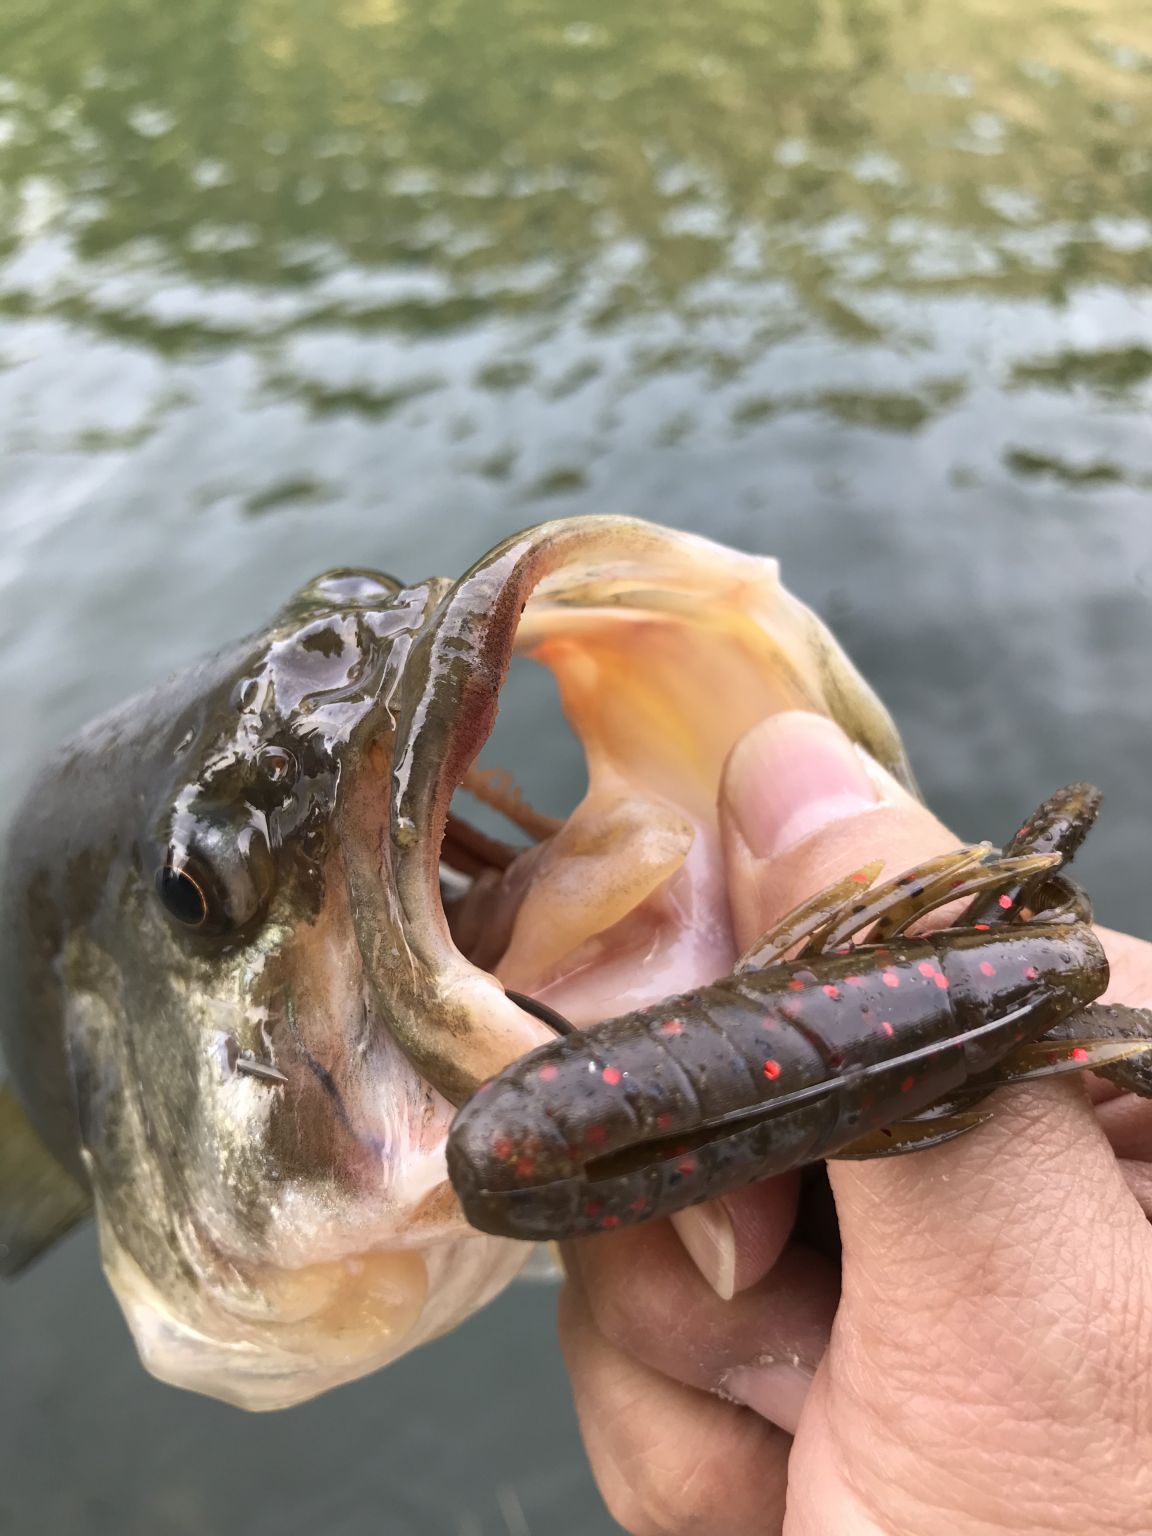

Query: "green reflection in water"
<box><xmin>1011</xmin><ymin>344</ymin><xmax>1152</xmax><ymax>394</ymax></box>
<box><xmin>1</xmin><ymin>0</ymin><xmax>1152</xmax><ymax>536</ymax></box>
<box><xmin>243</xmin><ymin>474</ymin><xmax>333</xmax><ymax>515</ymax></box>
<box><xmin>1</xmin><ymin>0</ymin><xmax>1150</xmax><ymax>357</ymax></box>
<box><xmin>1003</xmin><ymin>446</ymin><xmax>1152</xmax><ymax>487</ymax></box>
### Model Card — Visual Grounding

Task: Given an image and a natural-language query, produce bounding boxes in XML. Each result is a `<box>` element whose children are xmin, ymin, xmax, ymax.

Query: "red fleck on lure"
<box><xmin>446</xmin><ymin>785</ymin><xmax>1152</xmax><ymax>1241</ymax></box>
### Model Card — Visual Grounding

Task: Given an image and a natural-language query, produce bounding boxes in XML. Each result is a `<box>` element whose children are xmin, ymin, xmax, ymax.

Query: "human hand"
<box><xmin>558</xmin><ymin>712</ymin><xmax>1152</xmax><ymax>1535</ymax></box>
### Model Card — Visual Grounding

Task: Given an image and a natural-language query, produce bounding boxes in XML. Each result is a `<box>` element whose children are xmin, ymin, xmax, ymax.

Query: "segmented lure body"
<box><xmin>447</xmin><ymin>785</ymin><xmax>1152</xmax><ymax>1241</ymax></box>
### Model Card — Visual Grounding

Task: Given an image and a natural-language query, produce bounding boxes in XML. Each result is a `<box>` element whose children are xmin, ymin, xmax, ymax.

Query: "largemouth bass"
<box><xmin>0</xmin><ymin>517</ymin><xmax>914</xmax><ymax>1408</ymax></box>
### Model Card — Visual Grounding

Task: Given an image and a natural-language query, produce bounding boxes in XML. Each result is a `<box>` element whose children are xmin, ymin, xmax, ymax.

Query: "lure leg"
<box><xmin>1007</xmin><ymin>782</ymin><xmax>1103</xmax><ymax>861</ymax></box>
<box><xmin>952</xmin><ymin>789</ymin><xmax>1144</xmax><ymax>1095</ymax></box>
<box><xmin>837</xmin><ymin>1014</ymin><xmax>1152</xmax><ymax>1156</ymax></box>
<box><xmin>832</xmin><ymin>1020</ymin><xmax>1133</xmax><ymax>1161</ymax></box>
<box><xmin>964</xmin><ymin>782</ymin><xmax>1102</xmax><ymax>928</ymax></box>
<box><xmin>835</xmin><ymin>1109</ymin><xmax>993</xmax><ymax>1159</ymax></box>
<box><xmin>912</xmin><ymin>1009</ymin><xmax>1152</xmax><ymax>1119</ymax></box>
<box><xmin>735</xmin><ymin>846</ymin><xmax>1040</xmax><ymax>972</ymax></box>
<box><xmin>854</xmin><ymin>843</ymin><xmax>992</xmax><ymax>943</ymax></box>
<box><xmin>1045</xmin><ymin>1004</ymin><xmax>1152</xmax><ymax>1098</ymax></box>
<box><xmin>998</xmin><ymin>1027</ymin><xmax>1152</xmax><ymax>1084</ymax></box>
<box><xmin>816</xmin><ymin>850</ymin><xmax>1059</xmax><ymax>953</ymax></box>
<box><xmin>734</xmin><ymin>862</ymin><xmax>883</xmax><ymax>971</ymax></box>
<box><xmin>811</xmin><ymin>844</ymin><xmax>991</xmax><ymax>952</ymax></box>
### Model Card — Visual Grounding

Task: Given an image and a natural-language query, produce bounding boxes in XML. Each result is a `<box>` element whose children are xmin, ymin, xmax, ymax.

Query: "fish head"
<box><xmin>0</xmin><ymin>518</ymin><xmax>914</xmax><ymax>1409</ymax></box>
<box><xmin>1</xmin><ymin>568</ymin><xmax>527</xmax><ymax>1408</ymax></box>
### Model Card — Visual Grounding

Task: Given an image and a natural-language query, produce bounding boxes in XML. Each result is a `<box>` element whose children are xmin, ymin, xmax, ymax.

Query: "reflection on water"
<box><xmin>2</xmin><ymin>1</ymin><xmax>1152</xmax><ymax>1532</ymax></box>
<box><xmin>3</xmin><ymin>0</ymin><xmax>1152</xmax><ymax>505</ymax></box>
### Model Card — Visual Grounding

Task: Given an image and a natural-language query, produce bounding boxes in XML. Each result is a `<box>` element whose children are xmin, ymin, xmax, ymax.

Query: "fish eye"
<box><xmin>154</xmin><ymin>814</ymin><xmax>275</xmax><ymax>938</ymax></box>
<box><xmin>155</xmin><ymin>862</ymin><xmax>212</xmax><ymax>930</ymax></box>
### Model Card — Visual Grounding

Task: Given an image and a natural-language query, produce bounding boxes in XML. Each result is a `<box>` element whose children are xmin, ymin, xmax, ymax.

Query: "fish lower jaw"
<box><xmin>99</xmin><ymin>1205</ymin><xmax>528</xmax><ymax>1409</ymax></box>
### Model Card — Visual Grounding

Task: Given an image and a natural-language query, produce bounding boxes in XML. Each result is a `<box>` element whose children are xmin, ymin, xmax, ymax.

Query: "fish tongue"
<box><xmin>492</xmin><ymin>772</ymin><xmax>693</xmax><ymax>995</ymax></box>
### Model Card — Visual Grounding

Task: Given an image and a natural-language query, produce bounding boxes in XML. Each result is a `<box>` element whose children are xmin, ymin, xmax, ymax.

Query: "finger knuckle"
<box><xmin>582</xmin><ymin>1260</ymin><xmax>688</xmax><ymax>1363</ymax></box>
<box><xmin>601</xmin><ymin>1436</ymin><xmax>735</xmax><ymax>1536</ymax></box>
<box><xmin>600</xmin><ymin>1472</ymin><xmax>669</xmax><ymax>1536</ymax></box>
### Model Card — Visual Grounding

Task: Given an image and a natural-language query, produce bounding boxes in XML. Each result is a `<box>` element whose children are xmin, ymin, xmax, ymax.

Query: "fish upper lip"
<box><xmin>377</xmin><ymin>523</ymin><xmax>611</xmax><ymax>1099</ymax></box>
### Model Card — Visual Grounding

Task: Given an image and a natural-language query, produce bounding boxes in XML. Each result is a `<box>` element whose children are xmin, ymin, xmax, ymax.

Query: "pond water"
<box><xmin>2</xmin><ymin>0</ymin><xmax>1152</xmax><ymax>1530</ymax></box>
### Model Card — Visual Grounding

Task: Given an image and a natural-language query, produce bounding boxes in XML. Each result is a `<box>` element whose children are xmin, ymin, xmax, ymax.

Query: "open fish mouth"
<box><xmin>358</xmin><ymin>517</ymin><xmax>916</xmax><ymax>1124</ymax></box>
<box><xmin>2</xmin><ymin>515</ymin><xmax>914</xmax><ymax>1413</ymax></box>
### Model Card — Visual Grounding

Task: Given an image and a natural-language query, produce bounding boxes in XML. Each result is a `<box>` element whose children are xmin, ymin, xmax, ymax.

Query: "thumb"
<box><xmin>718</xmin><ymin>709</ymin><xmax>1126</xmax><ymax>1252</ymax></box>
<box><xmin>718</xmin><ymin>712</ymin><xmax>1152</xmax><ymax>1511</ymax></box>
<box><xmin>672</xmin><ymin>715</ymin><xmax>957</xmax><ymax>1304</ymax></box>
<box><xmin>721</xmin><ymin>709</ymin><xmax>956</xmax><ymax>949</ymax></box>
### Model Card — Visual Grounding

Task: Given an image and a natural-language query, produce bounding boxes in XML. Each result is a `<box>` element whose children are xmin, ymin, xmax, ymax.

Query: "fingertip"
<box><xmin>670</xmin><ymin>1202</ymin><xmax>737</xmax><ymax>1300</ymax></box>
<box><xmin>719</xmin><ymin>714</ymin><xmax>956</xmax><ymax>946</ymax></box>
<box><xmin>722</xmin><ymin>1359</ymin><xmax>814</xmax><ymax>1437</ymax></box>
<box><xmin>722</xmin><ymin>711</ymin><xmax>889</xmax><ymax>862</ymax></box>
<box><xmin>671</xmin><ymin>1176</ymin><xmax>801</xmax><ymax>1299</ymax></box>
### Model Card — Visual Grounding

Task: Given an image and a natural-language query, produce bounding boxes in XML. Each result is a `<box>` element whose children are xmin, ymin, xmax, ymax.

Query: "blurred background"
<box><xmin>2</xmin><ymin>0</ymin><xmax>1152</xmax><ymax>1530</ymax></box>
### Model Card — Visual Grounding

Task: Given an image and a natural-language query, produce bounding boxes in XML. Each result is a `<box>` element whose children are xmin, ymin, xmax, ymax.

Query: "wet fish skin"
<box><xmin>0</xmin><ymin>518</ymin><xmax>915</xmax><ymax>1408</ymax></box>
<box><xmin>0</xmin><ymin>567</ymin><xmax>529</xmax><ymax>1405</ymax></box>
